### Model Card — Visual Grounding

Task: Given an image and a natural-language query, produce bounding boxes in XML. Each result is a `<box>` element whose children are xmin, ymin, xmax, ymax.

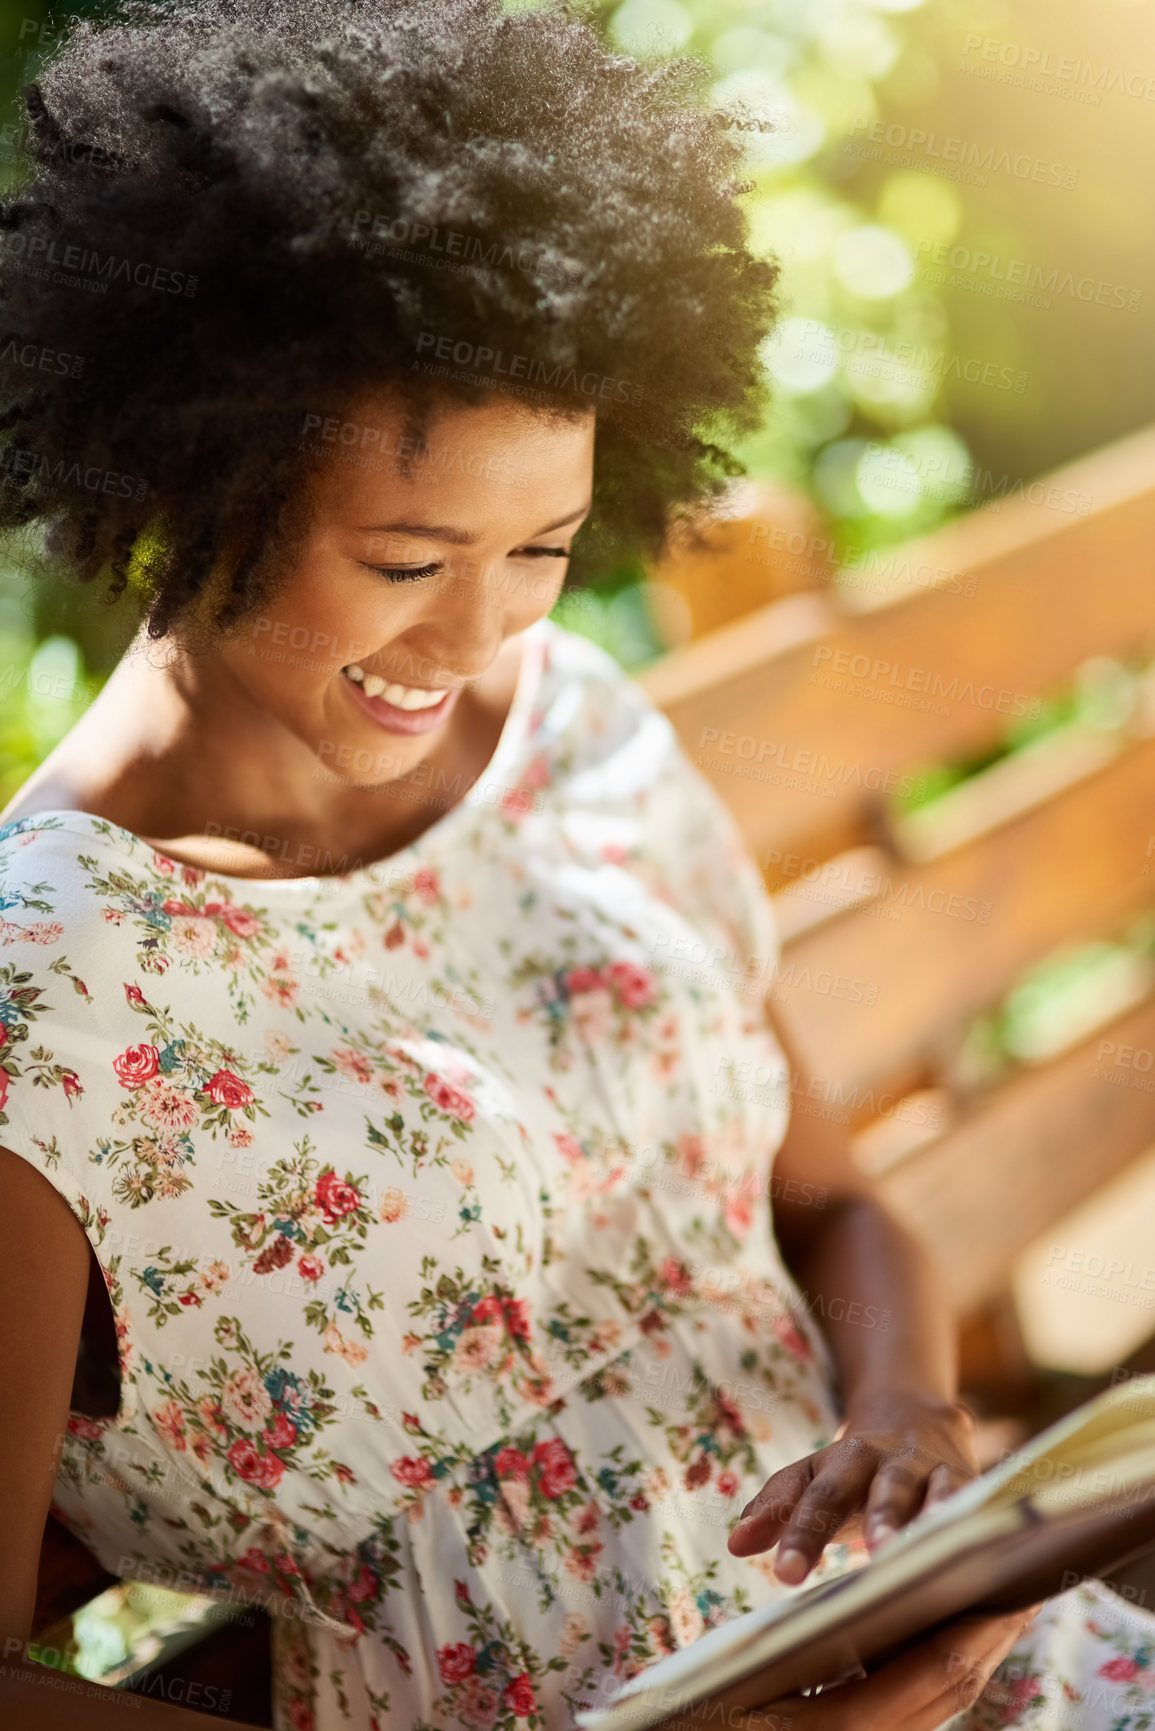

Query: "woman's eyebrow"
<box><xmin>356</xmin><ymin>502</ymin><xmax>592</xmax><ymax>545</ymax></box>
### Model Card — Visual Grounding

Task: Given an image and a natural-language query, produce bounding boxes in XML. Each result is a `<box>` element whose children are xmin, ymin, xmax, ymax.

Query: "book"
<box><xmin>574</xmin><ymin>1375</ymin><xmax>1155</xmax><ymax>1731</ymax></box>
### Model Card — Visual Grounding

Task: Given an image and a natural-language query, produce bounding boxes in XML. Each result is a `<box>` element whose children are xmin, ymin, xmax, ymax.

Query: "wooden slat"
<box><xmin>643</xmin><ymin>422</ymin><xmax>1155</xmax><ymax>863</ymax></box>
<box><xmin>876</xmin><ymin>997</ymin><xmax>1155</xmax><ymax>1315</ymax></box>
<box><xmin>774</xmin><ymin>738</ymin><xmax>1155</xmax><ymax>1095</ymax></box>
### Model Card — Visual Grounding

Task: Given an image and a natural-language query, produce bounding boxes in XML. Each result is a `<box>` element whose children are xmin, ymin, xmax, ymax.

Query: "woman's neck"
<box><xmin>2</xmin><ymin>624</ymin><xmax>527</xmax><ymax>878</ymax></box>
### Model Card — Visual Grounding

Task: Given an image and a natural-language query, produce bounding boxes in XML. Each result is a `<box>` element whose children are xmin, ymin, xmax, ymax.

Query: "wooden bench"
<box><xmin>33</xmin><ymin>420</ymin><xmax>1155</xmax><ymax>1705</ymax></box>
<box><xmin>641</xmin><ymin>418</ymin><xmax>1155</xmax><ymax>1396</ymax></box>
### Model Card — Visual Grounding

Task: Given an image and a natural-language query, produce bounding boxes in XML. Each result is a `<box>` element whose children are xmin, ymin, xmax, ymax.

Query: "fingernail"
<box><xmin>868</xmin><ymin>1520</ymin><xmax>896</xmax><ymax>1548</ymax></box>
<box><xmin>774</xmin><ymin>1547</ymin><xmax>809</xmax><ymax>1585</ymax></box>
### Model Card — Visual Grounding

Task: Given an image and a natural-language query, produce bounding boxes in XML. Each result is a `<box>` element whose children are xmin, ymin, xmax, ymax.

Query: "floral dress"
<box><xmin>0</xmin><ymin>617</ymin><xmax>1150</xmax><ymax>1731</ymax></box>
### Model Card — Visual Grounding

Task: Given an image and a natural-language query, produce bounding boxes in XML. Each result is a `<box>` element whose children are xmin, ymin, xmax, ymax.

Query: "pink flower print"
<box><xmin>114</xmin><ymin>1038</ymin><xmax>161</xmax><ymax>1080</ymax></box>
<box><xmin>288</xmin><ymin>1703</ymin><xmax>315</xmax><ymax>1731</ymax></box>
<box><xmin>260</xmin><ymin>971</ymin><xmax>299</xmax><ymax>1009</ymax></box>
<box><xmin>66</xmin><ymin>1414</ymin><xmax>107</xmax><ymax>1441</ymax></box>
<box><xmin>264</xmin><ymin>1412</ymin><xmax>297</xmax><ymax>1450</ymax></box>
<box><xmin>154</xmin><ymin>1401</ymin><xmax>188</xmax><ymax>1451</ymax></box>
<box><xmin>423</xmin><ymin>1072</ymin><xmax>476</xmax><ymax>1120</ymax></box>
<box><xmin>437</xmin><ymin>1642</ymin><xmax>476</xmax><ymax>1686</ymax></box>
<box><xmin>198</xmin><ymin>1394</ymin><xmax>228</xmax><ymax>1439</ymax></box>
<box><xmin>717</xmin><ymin>1470</ymin><xmax>741</xmax><ymax>1499</ymax></box>
<box><xmin>660</xmin><ymin>1258</ymin><xmax>692</xmax><ymax>1297</ymax></box>
<box><xmin>221</xmin><ymin>1367</ymin><xmax>272</xmax><ymax>1431</ymax></box>
<box><xmin>140</xmin><ymin>1079</ymin><xmax>199</xmax><ymax>1131</ymax></box>
<box><xmin>565</xmin><ymin>967</ymin><xmax>604</xmax><ymax>994</ymax></box>
<box><xmin>1099</xmin><ymin>1657</ymin><xmax>1141</xmax><ymax>1683</ymax></box>
<box><xmin>392</xmin><ymin>1455</ymin><xmax>436</xmax><ymax>1490</ymax></box>
<box><xmin>205</xmin><ymin>1070</ymin><xmax>254</xmax><ymax>1111</ymax></box>
<box><xmin>204</xmin><ymin>901</ymin><xmax>262</xmax><ymax>939</ymax></box>
<box><xmin>532</xmin><ymin>1437</ymin><xmax>577</xmax><ymax>1499</ymax></box>
<box><xmin>523</xmin><ymin>753</ymin><xmax>550</xmax><ymax>790</ymax></box>
<box><xmin>564</xmin><ymin>1544</ymin><xmax>602</xmax><ymax>1583</ymax></box>
<box><xmin>495</xmin><ymin>1445</ymin><xmax>530</xmax><ymax>1480</ymax></box>
<box><xmin>607</xmin><ymin>960</ymin><xmax>656</xmax><ymax>1008</ymax></box>
<box><xmin>574</xmin><ymin>1499</ymin><xmax>599</xmax><ymax>1535</ymax></box>
<box><xmin>14</xmin><ymin>920</ymin><xmax>64</xmax><ymax>944</ymax></box>
<box><xmin>602</xmin><ymin>842</ymin><xmax>630</xmax><ymax>865</ymax></box>
<box><xmin>61</xmin><ymin>1069</ymin><xmax>83</xmax><ymax>1101</ymax></box>
<box><xmin>180</xmin><ymin>865</ymin><xmax>203</xmax><ymax>887</ymax></box>
<box><xmin>554</xmin><ymin>1132</ymin><xmax>584</xmax><ymax>1164</ymax></box>
<box><xmin>379</xmin><ymin>1187</ymin><xmax>407</xmax><ymax>1224</ymax></box>
<box><xmin>227</xmin><ymin>1438</ymin><xmax>284</xmax><ymax>1489</ymax></box>
<box><xmin>504</xmin><ymin>1673</ymin><xmax>536</xmax><ymax>1718</ymax></box>
<box><xmin>412</xmin><ymin>938</ymin><xmax>430</xmax><ymax>959</ymax></box>
<box><xmin>771</xmin><ymin>1312</ymin><xmax>811</xmax><ymax>1364</ymax></box>
<box><xmin>412</xmin><ymin>867</ymin><xmax>441</xmax><ymax>904</ymax></box>
<box><xmin>169</xmin><ymin>916</ymin><xmax>218</xmax><ymax>959</ymax></box>
<box><xmin>314</xmin><ymin>1168</ymin><xmax>362</xmax><ymax>1225</ymax></box>
<box><xmin>122</xmin><ymin>983</ymin><xmax>148</xmax><ymax>1010</ymax></box>
<box><xmin>297</xmin><ymin>1253</ymin><xmax>325</xmax><ymax>1282</ymax></box>
<box><xmin>452</xmin><ymin>1324</ymin><xmax>504</xmax><ymax>1375</ymax></box>
<box><xmin>332</xmin><ymin>1047</ymin><xmax>373</xmax><ymax>1085</ymax></box>
<box><xmin>152</xmin><ymin>853</ymin><xmax>175</xmax><ymax>875</ymax></box>
<box><xmin>323</xmin><ymin>1324</ymin><xmax>367</xmax><ymax>1367</ymax></box>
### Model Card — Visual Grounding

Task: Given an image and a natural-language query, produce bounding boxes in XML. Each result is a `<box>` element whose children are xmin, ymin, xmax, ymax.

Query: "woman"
<box><xmin>0</xmin><ymin>3</ymin><xmax>1150</xmax><ymax>1729</ymax></box>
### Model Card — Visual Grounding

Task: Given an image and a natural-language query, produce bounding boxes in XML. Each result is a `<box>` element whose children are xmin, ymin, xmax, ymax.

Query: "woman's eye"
<box><xmin>363</xmin><ymin>561</ymin><xmax>442</xmax><ymax>583</ymax></box>
<box><xmin>517</xmin><ymin>545</ymin><xmax>570</xmax><ymax>560</ymax></box>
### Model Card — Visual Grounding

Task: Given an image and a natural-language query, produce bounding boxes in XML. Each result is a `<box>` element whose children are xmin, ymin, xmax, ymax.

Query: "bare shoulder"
<box><xmin>0</xmin><ymin>760</ymin><xmax>88</xmax><ymax>827</ymax></box>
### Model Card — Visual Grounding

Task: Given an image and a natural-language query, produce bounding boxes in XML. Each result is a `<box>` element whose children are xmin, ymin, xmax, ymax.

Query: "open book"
<box><xmin>575</xmin><ymin>1375</ymin><xmax>1155</xmax><ymax>1731</ymax></box>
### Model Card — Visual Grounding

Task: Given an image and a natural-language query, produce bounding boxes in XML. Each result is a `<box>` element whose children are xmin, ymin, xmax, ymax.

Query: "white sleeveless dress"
<box><xmin>0</xmin><ymin>617</ymin><xmax>1150</xmax><ymax>1730</ymax></box>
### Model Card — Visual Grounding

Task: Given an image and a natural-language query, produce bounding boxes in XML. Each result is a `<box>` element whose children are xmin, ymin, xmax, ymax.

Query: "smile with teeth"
<box><xmin>342</xmin><ymin>665</ymin><xmax>451</xmax><ymax>710</ymax></box>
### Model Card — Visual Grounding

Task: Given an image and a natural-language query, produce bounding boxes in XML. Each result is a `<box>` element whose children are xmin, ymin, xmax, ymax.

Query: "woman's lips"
<box><xmin>342</xmin><ymin>674</ymin><xmax>461</xmax><ymax>735</ymax></box>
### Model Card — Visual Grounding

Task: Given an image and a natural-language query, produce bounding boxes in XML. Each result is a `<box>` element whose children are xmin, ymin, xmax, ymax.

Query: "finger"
<box><xmin>728</xmin><ymin>1459</ymin><xmax>815</xmax><ymax>1558</ymax></box>
<box><xmin>862</xmin><ymin>1457</ymin><xmax>927</xmax><ymax>1551</ymax></box>
<box><xmin>921</xmin><ymin>1605</ymin><xmax>1047</xmax><ymax>1722</ymax></box>
<box><xmin>713</xmin><ymin>1604</ymin><xmax>1047</xmax><ymax>1731</ymax></box>
<box><xmin>771</xmin><ymin>1449</ymin><xmax>879</xmax><ymax>1583</ymax></box>
<box><xmin>921</xmin><ymin>1459</ymin><xmax>974</xmax><ymax>1510</ymax></box>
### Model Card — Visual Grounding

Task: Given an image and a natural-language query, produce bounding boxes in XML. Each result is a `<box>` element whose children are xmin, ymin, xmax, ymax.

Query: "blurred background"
<box><xmin>5</xmin><ymin>0</ymin><xmax>1155</xmax><ymax>1702</ymax></box>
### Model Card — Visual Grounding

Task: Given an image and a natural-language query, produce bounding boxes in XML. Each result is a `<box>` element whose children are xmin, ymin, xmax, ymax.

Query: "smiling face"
<box><xmin>209</xmin><ymin>388</ymin><xmax>596</xmax><ymax>793</ymax></box>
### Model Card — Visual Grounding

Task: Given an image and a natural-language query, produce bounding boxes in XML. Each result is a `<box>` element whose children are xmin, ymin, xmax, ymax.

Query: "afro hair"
<box><xmin>0</xmin><ymin>0</ymin><xmax>781</xmax><ymax>635</ymax></box>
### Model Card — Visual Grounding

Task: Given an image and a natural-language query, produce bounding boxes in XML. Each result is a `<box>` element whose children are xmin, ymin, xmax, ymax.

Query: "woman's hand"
<box><xmin>727</xmin><ymin>1389</ymin><xmax>980</xmax><ymax>1583</ymax></box>
<box><xmin>656</xmin><ymin>1603</ymin><xmax>1045</xmax><ymax>1731</ymax></box>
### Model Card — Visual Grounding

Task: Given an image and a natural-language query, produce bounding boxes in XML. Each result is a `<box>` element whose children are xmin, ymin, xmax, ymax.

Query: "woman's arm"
<box><xmin>726</xmin><ymin>1010</ymin><xmax>980</xmax><ymax>1581</ymax></box>
<box><xmin>0</xmin><ymin>1147</ymin><xmax>264</xmax><ymax>1731</ymax></box>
